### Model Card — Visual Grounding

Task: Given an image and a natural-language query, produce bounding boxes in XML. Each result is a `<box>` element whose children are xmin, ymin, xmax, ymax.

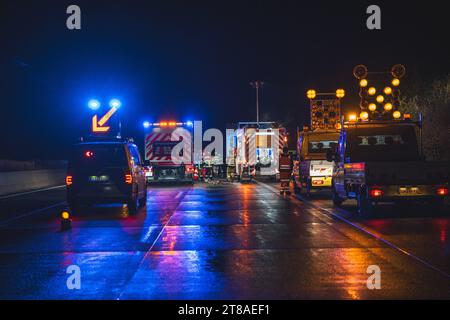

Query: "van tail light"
<box><xmin>344</xmin><ymin>163</ymin><xmax>365</xmax><ymax>171</ymax></box>
<box><xmin>185</xmin><ymin>165</ymin><xmax>194</xmax><ymax>173</ymax></box>
<box><xmin>369</xmin><ymin>188</ymin><xmax>384</xmax><ymax>198</ymax></box>
<box><xmin>125</xmin><ymin>174</ymin><xmax>133</xmax><ymax>184</ymax></box>
<box><xmin>436</xmin><ymin>187</ymin><xmax>449</xmax><ymax>196</ymax></box>
<box><xmin>66</xmin><ymin>175</ymin><xmax>73</xmax><ymax>186</ymax></box>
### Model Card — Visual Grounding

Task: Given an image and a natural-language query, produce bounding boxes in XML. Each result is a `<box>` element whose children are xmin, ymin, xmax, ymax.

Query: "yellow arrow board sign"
<box><xmin>91</xmin><ymin>107</ymin><xmax>118</xmax><ymax>133</ymax></box>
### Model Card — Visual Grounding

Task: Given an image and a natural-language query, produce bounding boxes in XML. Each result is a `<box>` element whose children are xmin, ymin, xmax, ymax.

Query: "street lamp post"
<box><xmin>250</xmin><ymin>81</ymin><xmax>264</xmax><ymax>126</ymax></box>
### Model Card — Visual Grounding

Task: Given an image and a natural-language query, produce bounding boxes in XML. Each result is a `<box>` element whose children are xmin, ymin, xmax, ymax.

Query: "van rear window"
<box><xmin>69</xmin><ymin>144</ymin><xmax>128</xmax><ymax>168</ymax></box>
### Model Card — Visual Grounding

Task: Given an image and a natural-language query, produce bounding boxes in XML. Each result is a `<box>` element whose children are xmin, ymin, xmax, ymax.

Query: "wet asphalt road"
<box><xmin>0</xmin><ymin>182</ymin><xmax>449</xmax><ymax>299</ymax></box>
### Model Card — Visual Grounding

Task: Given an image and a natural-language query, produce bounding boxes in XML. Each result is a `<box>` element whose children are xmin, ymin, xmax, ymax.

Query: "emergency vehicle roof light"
<box><xmin>307</xmin><ymin>90</ymin><xmax>316</xmax><ymax>99</ymax></box>
<box><xmin>109</xmin><ymin>99</ymin><xmax>122</xmax><ymax>109</ymax></box>
<box><xmin>348</xmin><ymin>114</ymin><xmax>357</xmax><ymax>122</ymax></box>
<box><xmin>88</xmin><ymin>99</ymin><xmax>101</xmax><ymax>110</ymax></box>
<box><xmin>360</xmin><ymin>112</ymin><xmax>369</xmax><ymax>121</ymax></box>
<box><xmin>151</xmin><ymin>121</ymin><xmax>192</xmax><ymax>127</ymax></box>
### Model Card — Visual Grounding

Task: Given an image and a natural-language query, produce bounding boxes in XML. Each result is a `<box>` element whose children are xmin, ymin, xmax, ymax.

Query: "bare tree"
<box><xmin>400</xmin><ymin>74</ymin><xmax>450</xmax><ymax>160</ymax></box>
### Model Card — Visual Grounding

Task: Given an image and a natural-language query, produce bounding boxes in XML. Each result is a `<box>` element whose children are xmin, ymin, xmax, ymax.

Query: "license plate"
<box><xmin>399</xmin><ymin>186</ymin><xmax>420</xmax><ymax>195</ymax></box>
<box><xmin>88</xmin><ymin>175</ymin><xmax>109</xmax><ymax>182</ymax></box>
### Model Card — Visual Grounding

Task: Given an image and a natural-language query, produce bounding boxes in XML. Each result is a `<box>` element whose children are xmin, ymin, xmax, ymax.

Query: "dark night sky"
<box><xmin>0</xmin><ymin>0</ymin><xmax>449</xmax><ymax>159</ymax></box>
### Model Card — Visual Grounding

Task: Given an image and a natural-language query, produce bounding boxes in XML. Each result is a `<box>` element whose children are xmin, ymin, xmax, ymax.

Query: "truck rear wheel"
<box><xmin>357</xmin><ymin>192</ymin><xmax>374</xmax><ymax>217</ymax></box>
<box><xmin>332</xmin><ymin>185</ymin><xmax>345</xmax><ymax>206</ymax></box>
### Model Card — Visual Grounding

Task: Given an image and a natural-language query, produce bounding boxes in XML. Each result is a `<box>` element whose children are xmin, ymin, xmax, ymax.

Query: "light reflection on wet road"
<box><xmin>0</xmin><ymin>182</ymin><xmax>449</xmax><ymax>299</ymax></box>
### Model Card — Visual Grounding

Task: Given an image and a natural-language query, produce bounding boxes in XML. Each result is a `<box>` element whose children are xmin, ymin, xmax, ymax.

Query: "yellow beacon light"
<box><xmin>348</xmin><ymin>114</ymin><xmax>357</xmax><ymax>122</ymax></box>
<box><xmin>393</xmin><ymin>111</ymin><xmax>401</xmax><ymax>119</ymax></box>
<box><xmin>376</xmin><ymin>95</ymin><xmax>385</xmax><ymax>103</ymax></box>
<box><xmin>359</xmin><ymin>79</ymin><xmax>368</xmax><ymax>87</ymax></box>
<box><xmin>307</xmin><ymin>90</ymin><xmax>317</xmax><ymax>99</ymax></box>
<box><xmin>336</xmin><ymin>89</ymin><xmax>345</xmax><ymax>99</ymax></box>
<box><xmin>360</xmin><ymin>112</ymin><xmax>369</xmax><ymax>121</ymax></box>
<box><xmin>384</xmin><ymin>87</ymin><xmax>393</xmax><ymax>95</ymax></box>
<box><xmin>368</xmin><ymin>103</ymin><xmax>377</xmax><ymax>111</ymax></box>
<box><xmin>61</xmin><ymin>211</ymin><xmax>70</xmax><ymax>220</ymax></box>
<box><xmin>384</xmin><ymin>103</ymin><xmax>393</xmax><ymax>111</ymax></box>
<box><xmin>368</xmin><ymin>87</ymin><xmax>376</xmax><ymax>95</ymax></box>
<box><xmin>392</xmin><ymin>78</ymin><xmax>400</xmax><ymax>87</ymax></box>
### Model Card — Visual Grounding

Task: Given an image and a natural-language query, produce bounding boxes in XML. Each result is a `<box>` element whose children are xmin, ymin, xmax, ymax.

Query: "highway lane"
<box><xmin>0</xmin><ymin>182</ymin><xmax>448</xmax><ymax>299</ymax></box>
<box><xmin>288</xmin><ymin>186</ymin><xmax>450</xmax><ymax>278</ymax></box>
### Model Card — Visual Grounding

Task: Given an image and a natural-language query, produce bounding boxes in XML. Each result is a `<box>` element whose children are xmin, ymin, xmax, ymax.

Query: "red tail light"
<box><xmin>369</xmin><ymin>188</ymin><xmax>384</xmax><ymax>198</ymax></box>
<box><xmin>436</xmin><ymin>187</ymin><xmax>449</xmax><ymax>196</ymax></box>
<box><xmin>66</xmin><ymin>175</ymin><xmax>73</xmax><ymax>186</ymax></box>
<box><xmin>344</xmin><ymin>163</ymin><xmax>365</xmax><ymax>171</ymax></box>
<box><xmin>185</xmin><ymin>165</ymin><xmax>194</xmax><ymax>173</ymax></box>
<box><xmin>125</xmin><ymin>174</ymin><xmax>133</xmax><ymax>184</ymax></box>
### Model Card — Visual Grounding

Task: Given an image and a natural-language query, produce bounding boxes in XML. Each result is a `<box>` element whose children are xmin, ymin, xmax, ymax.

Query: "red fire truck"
<box><xmin>144</xmin><ymin>121</ymin><xmax>195</xmax><ymax>183</ymax></box>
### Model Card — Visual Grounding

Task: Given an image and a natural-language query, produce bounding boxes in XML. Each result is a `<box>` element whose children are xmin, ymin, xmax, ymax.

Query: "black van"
<box><xmin>66</xmin><ymin>139</ymin><xmax>147</xmax><ymax>214</ymax></box>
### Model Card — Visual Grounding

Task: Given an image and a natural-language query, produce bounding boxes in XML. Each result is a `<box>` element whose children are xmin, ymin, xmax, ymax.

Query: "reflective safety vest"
<box><xmin>279</xmin><ymin>155</ymin><xmax>291</xmax><ymax>171</ymax></box>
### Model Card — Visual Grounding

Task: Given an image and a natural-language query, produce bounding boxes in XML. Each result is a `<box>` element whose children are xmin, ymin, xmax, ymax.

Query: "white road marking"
<box><xmin>0</xmin><ymin>185</ymin><xmax>66</xmax><ymax>200</ymax></box>
<box><xmin>116</xmin><ymin>189</ymin><xmax>187</xmax><ymax>300</ymax></box>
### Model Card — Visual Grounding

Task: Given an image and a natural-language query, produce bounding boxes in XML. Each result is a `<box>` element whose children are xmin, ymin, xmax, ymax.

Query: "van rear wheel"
<box><xmin>332</xmin><ymin>185</ymin><xmax>345</xmax><ymax>206</ymax></box>
<box><xmin>128</xmin><ymin>195</ymin><xmax>139</xmax><ymax>215</ymax></box>
<box><xmin>138</xmin><ymin>191</ymin><xmax>147</xmax><ymax>208</ymax></box>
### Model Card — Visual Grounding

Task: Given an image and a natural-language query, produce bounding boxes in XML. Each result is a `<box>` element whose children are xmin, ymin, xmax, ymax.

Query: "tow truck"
<box><xmin>293</xmin><ymin>129</ymin><xmax>339</xmax><ymax>195</ymax></box>
<box><xmin>329</xmin><ymin>114</ymin><xmax>450</xmax><ymax>216</ymax></box>
<box><xmin>144</xmin><ymin>121</ymin><xmax>195</xmax><ymax>183</ymax></box>
<box><xmin>293</xmin><ymin>89</ymin><xmax>342</xmax><ymax>196</ymax></box>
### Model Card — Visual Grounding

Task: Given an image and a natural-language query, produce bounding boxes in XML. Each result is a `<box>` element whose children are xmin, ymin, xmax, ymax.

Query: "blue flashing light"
<box><xmin>143</xmin><ymin>121</ymin><xmax>151</xmax><ymax>129</ymax></box>
<box><xmin>186</xmin><ymin>121</ymin><xmax>193</xmax><ymax>127</ymax></box>
<box><xmin>109</xmin><ymin>99</ymin><xmax>122</xmax><ymax>109</ymax></box>
<box><xmin>88</xmin><ymin>99</ymin><xmax>101</xmax><ymax>110</ymax></box>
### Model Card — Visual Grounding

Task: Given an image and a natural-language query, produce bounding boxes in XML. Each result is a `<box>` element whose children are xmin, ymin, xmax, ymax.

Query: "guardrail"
<box><xmin>0</xmin><ymin>160</ymin><xmax>67</xmax><ymax>172</ymax></box>
<box><xmin>0</xmin><ymin>160</ymin><xmax>67</xmax><ymax>196</ymax></box>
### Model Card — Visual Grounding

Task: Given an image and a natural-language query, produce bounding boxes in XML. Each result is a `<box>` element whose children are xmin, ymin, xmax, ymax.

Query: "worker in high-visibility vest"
<box><xmin>279</xmin><ymin>146</ymin><xmax>292</xmax><ymax>195</ymax></box>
